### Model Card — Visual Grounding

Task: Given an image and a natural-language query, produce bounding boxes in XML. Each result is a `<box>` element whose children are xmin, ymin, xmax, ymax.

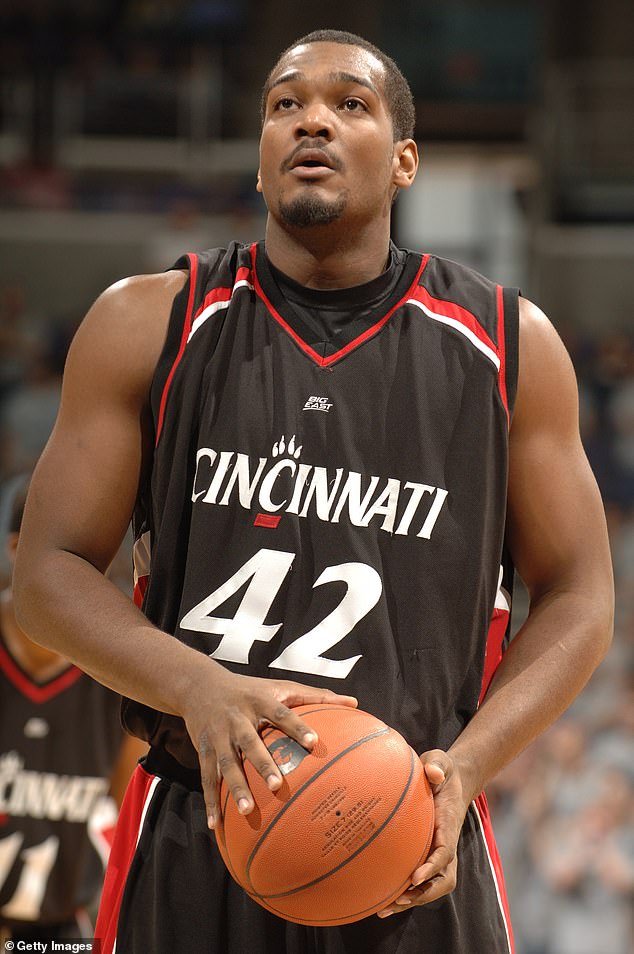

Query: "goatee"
<box><xmin>279</xmin><ymin>192</ymin><xmax>347</xmax><ymax>228</ymax></box>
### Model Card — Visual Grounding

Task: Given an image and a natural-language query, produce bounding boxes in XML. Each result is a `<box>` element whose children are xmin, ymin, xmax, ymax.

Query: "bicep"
<box><xmin>507</xmin><ymin>299</ymin><xmax>612</xmax><ymax>604</ymax></box>
<box><xmin>18</xmin><ymin>273</ymin><xmax>184</xmax><ymax>573</ymax></box>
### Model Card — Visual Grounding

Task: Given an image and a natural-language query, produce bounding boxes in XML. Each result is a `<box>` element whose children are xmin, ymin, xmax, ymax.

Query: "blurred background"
<box><xmin>0</xmin><ymin>1</ymin><xmax>632</xmax><ymax>951</ymax></box>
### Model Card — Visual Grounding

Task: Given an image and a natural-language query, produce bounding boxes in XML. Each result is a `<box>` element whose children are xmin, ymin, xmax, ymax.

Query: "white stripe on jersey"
<box><xmin>187</xmin><ymin>280</ymin><xmax>254</xmax><ymax>343</ymax></box>
<box><xmin>136</xmin><ymin>776</ymin><xmax>160</xmax><ymax>847</ymax></box>
<box><xmin>407</xmin><ymin>298</ymin><xmax>501</xmax><ymax>371</ymax></box>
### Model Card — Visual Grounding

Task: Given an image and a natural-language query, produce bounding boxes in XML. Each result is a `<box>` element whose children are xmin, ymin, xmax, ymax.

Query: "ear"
<box><xmin>391</xmin><ymin>139</ymin><xmax>419</xmax><ymax>191</ymax></box>
<box><xmin>256</xmin><ymin>169</ymin><xmax>263</xmax><ymax>194</ymax></box>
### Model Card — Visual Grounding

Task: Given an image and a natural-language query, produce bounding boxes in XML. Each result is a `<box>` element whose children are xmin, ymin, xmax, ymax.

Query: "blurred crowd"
<box><xmin>0</xmin><ymin>0</ymin><xmax>256</xmax><ymax>215</ymax></box>
<box><xmin>1</xmin><ymin>273</ymin><xmax>632</xmax><ymax>952</ymax></box>
<box><xmin>489</xmin><ymin>327</ymin><xmax>634</xmax><ymax>953</ymax></box>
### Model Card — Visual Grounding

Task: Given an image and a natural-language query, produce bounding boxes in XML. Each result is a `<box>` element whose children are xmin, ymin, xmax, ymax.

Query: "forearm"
<box><xmin>14</xmin><ymin>547</ymin><xmax>218</xmax><ymax>719</ymax></box>
<box><xmin>448</xmin><ymin>584</ymin><xmax>613</xmax><ymax>804</ymax></box>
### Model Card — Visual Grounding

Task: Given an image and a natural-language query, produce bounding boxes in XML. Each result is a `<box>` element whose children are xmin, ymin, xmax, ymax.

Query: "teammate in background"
<box><xmin>0</xmin><ymin>479</ymin><xmax>146</xmax><ymax>943</ymax></box>
<box><xmin>13</xmin><ymin>29</ymin><xmax>613</xmax><ymax>954</ymax></box>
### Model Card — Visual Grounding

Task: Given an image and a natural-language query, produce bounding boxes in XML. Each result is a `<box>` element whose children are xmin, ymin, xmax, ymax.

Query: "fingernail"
<box><xmin>377</xmin><ymin>910</ymin><xmax>393</xmax><ymax>919</ymax></box>
<box><xmin>303</xmin><ymin>733</ymin><xmax>317</xmax><ymax>746</ymax></box>
<box><xmin>395</xmin><ymin>897</ymin><xmax>411</xmax><ymax>905</ymax></box>
<box><xmin>267</xmin><ymin>774</ymin><xmax>281</xmax><ymax>790</ymax></box>
<box><xmin>238</xmin><ymin>798</ymin><xmax>250</xmax><ymax>813</ymax></box>
<box><xmin>207</xmin><ymin>812</ymin><xmax>217</xmax><ymax>829</ymax></box>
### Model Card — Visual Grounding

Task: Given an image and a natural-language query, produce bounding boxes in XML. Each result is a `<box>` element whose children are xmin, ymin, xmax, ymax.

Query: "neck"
<box><xmin>264</xmin><ymin>216</ymin><xmax>392</xmax><ymax>289</ymax></box>
<box><xmin>1</xmin><ymin>588</ymin><xmax>69</xmax><ymax>681</ymax></box>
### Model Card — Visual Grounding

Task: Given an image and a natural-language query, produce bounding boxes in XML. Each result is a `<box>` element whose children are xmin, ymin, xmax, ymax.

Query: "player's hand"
<box><xmin>377</xmin><ymin>749</ymin><xmax>468</xmax><ymax>917</ymax></box>
<box><xmin>182</xmin><ymin>665</ymin><xmax>357</xmax><ymax>829</ymax></box>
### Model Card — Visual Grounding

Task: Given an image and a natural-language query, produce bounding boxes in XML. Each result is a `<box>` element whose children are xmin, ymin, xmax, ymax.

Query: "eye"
<box><xmin>274</xmin><ymin>97</ymin><xmax>298</xmax><ymax>111</ymax></box>
<box><xmin>341</xmin><ymin>98</ymin><xmax>367</xmax><ymax>112</ymax></box>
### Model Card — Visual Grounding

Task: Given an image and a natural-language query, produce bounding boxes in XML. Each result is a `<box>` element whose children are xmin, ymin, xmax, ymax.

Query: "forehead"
<box><xmin>268</xmin><ymin>42</ymin><xmax>387</xmax><ymax>98</ymax></box>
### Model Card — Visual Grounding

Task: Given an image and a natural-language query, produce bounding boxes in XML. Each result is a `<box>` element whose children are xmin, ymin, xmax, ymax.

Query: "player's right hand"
<box><xmin>182</xmin><ymin>665</ymin><xmax>357</xmax><ymax>828</ymax></box>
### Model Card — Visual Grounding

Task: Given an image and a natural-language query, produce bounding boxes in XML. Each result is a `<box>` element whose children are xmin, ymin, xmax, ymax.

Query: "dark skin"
<box><xmin>13</xmin><ymin>42</ymin><xmax>613</xmax><ymax>918</ymax></box>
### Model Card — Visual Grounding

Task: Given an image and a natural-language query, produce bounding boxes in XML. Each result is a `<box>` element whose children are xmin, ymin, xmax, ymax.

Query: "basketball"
<box><xmin>215</xmin><ymin>704</ymin><xmax>434</xmax><ymax>926</ymax></box>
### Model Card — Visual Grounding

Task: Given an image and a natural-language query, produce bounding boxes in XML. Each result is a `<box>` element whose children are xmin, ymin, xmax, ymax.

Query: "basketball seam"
<box><xmin>249</xmin><ymin>746</ymin><xmax>430</xmax><ymax>925</ymax></box>
<box><xmin>246</xmin><ymin>734</ymin><xmax>416</xmax><ymax>903</ymax></box>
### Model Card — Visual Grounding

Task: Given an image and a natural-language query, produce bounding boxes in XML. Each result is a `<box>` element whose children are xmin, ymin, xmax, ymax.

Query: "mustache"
<box><xmin>281</xmin><ymin>142</ymin><xmax>343</xmax><ymax>173</ymax></box>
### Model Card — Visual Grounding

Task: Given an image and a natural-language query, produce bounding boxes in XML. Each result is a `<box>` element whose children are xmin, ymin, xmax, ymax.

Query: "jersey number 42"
<box><xmin>180</xmin><ymin>547</ymin><xmax>381</xmax><ymax>679</ymax></box>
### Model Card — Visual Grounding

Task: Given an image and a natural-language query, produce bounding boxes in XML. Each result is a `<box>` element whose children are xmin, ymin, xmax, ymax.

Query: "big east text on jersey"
<box><xmin>191</xmin><ymin>436</ymin><xmax>448</xmax><ymax>539</ymax></box>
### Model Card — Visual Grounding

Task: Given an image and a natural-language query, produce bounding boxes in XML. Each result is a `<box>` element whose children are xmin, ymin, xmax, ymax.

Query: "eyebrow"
<box><xmin>267</xmin><ymin>70</ymin><xmax>380</xmax><ymax>98</ymax></box>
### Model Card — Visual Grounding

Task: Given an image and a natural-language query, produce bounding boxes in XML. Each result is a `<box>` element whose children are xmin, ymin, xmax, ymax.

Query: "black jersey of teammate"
<box><xmin>125</xmin><ymin>241</ymin><xmax>519</xmax><ymax>770</ymax></box>
<box><xmin>0</xmin><ymin>632</ymin><xmax>123</xmax><ymax>927</ymax></box>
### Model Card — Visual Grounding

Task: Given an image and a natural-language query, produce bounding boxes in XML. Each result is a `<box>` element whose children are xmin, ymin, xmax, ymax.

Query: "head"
<box><xmin>258</xmin><ymin>30</ymin><xmax>418</xmax><ymax>235</ymax></box>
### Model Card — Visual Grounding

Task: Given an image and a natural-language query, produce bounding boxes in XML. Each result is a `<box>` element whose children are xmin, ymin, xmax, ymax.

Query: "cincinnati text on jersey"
<box><xmin>191</xmin><ymin>439</ymin><xmax>448</xmax><ymax>539</ymax></box>
<box><xmin>0</xmin><ymin>752</ymin><xmax>109</xmax><ymax>823</ymax></box>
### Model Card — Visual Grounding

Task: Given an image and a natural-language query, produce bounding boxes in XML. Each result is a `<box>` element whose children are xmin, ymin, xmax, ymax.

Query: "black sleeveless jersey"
<box><xmin>0</xmin><ymin>633</ymin><xmax>123</xmax><ymax>926</ymax></box>
<box><xmin>125</xmin><ymin>241</ymin><xmax>519</xmax><ymax>770</ymax></box>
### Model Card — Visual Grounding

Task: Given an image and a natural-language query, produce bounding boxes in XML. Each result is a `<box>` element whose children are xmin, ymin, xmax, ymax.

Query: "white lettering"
<box><xmin>202</xmin><ymin>451</ymin><xmax>234</xmax><ymax>504</ymax></box>
<box><xmin>191</xmin><ymin>447</ymin><xmax>217</xmax><ymax>502</ymax></box>
<box><xmin>331</xmin><ymin>473</ymin><xmax>381</xmax><ymax>526</ymax></box>
<box><xmin>190</xmin><ymin>443</ymin><xmax>449</xmax><ymax>541</ymax></box>
<box><xmin>219</xmin><ymin>453</ymin><xmax>267</xmax><ymax>508</ymax></box>
<box><xmin>418</xmin><ymin>488</ymin><xmax>449</xmax><ymax>538</ymax></box>
<box><xmin>299</xmin><ymin>467</ymin><xmax>344</xmax><ymax>520</ymax></box>
<box><xmin>395</xmin><ymin>482</ymin><xmax>436</xmax><ymax>535</ymax></box>
<box><xmin>359</xmin><ymin>478</ymin><xmax>401</xmax><ymax>532</ymax></box>
<box><xmin>286</xmin><ymin>463</ymin><xmax>313</xmax><ymax>514</ymax></box>
<box><xmin>258</xmin><ymin>459</ymin><xmax>297</xmax><ymax>512</ymax></box>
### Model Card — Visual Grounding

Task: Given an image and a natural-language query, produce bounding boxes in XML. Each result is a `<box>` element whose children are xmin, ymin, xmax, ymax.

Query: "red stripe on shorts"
<box><xmin>474</xmin><ymin>793</ymin><xmax>515</xmax><ymax>953</ymax></box>
<box><xmin>94</xmin><ymin>764</ymin><xmax>159</xmax><ymax>954</ymax></box>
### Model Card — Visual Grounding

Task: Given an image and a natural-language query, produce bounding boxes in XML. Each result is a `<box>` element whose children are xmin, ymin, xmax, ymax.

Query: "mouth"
<box><xmin>286</xmin><ymin>149</ymin><xmax>338</xmax><ymax>178</ymax></box>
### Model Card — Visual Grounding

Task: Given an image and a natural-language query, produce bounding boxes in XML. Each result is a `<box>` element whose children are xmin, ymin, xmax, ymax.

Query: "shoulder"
<box><xmin>91</xmin><ymin>269</ymin><xmax>189</xmax><ymax>334</ymax></box>
<box><xmin>513</xmin><ymin>296</ymin><xmax>579</xmax><ymax>439</ymax></box>
<box><xmin>67</xmin><ymin>270</ymin><xmax>189</xmax><ymax>406</ymax></box>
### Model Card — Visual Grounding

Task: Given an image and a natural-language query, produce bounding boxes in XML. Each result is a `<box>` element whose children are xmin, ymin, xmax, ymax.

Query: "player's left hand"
<box><xmin>377</xmin><ymin>749</ymin><xmax>467</xmax><ymax>917</ymax></box>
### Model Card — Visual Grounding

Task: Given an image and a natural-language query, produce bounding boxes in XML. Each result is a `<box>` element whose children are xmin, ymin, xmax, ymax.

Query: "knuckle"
<box><xmin>236</xmin><ymin>731</ymin><xmax>256</xmax><ymax>751</ymax></box>
<box><xmin>229</xmin><ymin>783</ymin><xmax>247</xmax><ymax>801</ymax></box>
<box><xmin>271</xmin><ymin>703</ymin><xmax>291</xmax><ymax>722</ymax></box>
<box><xmin>217</xmin><ymin>752</ymin><xmax>235</xmax><ymax>771</ymax></box>
<box><xmin>197</xmin><ymin>731</ymin><xmax>213</xmax><ymax>758</ymax></box>
<box><xmin>200</xmin><ymin>768</ymin><xmax>216</xmax><ymax>788</ymax></box>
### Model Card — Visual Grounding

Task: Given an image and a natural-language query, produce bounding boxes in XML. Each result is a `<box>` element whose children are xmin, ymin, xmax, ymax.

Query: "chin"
<box><xmin>278</xmin><ymin>191</ymin><xmax>348</xmax><ymax>228</ymax></box>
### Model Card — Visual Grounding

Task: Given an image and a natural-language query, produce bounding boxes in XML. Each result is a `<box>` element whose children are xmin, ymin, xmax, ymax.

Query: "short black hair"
<box><xmin>261</xmin><ymin>29</ymin><xmax>415</xmax><ymax>142</ymax></box>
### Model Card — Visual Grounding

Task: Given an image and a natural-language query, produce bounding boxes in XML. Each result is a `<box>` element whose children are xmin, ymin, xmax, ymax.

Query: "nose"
<box><xmin>294</xmin><ymin>102</ymin><xmax>334</xmax><ymax>140</ymax></box>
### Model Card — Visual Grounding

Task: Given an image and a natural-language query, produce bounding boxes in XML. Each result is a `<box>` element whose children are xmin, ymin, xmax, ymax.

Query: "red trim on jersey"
<box><xmin>155</xmin><ymin>253</ymin><xmax>199</xmax><ymax>446</ymax></box>
<box><xmin>0</xmin><ymin>640</ymin><xmax>83</xmax><ymax>703</ymax></box>
<box><xmin>251</xmin><ymin>244</ymin><xmax>428</xmax><ymax>368</ymax></box>
<box><xmin>474</xmin><ymin>793</ymin><xmax>515</xmax><ymax>953</ymax></box>
<box><xmin>254</xmin><ymin>513</ymin><xmax>281</xmax><ymax>528</ymax></box>
<box><xmin>193</xmin><ymin>266</ymin><xmax>252</xmax><ymax>319</ymax></box>
<box><xmin>478</xmin><ymin>606</ymin><xmax>510</xmax><ymax>705</ymax></box>
<box><xmin>133</xmin><ymin>575</ymin><xmax>148</xmax><ymax>608</ymax></box>
<box><xmin>95</xmin><ymin>764</ymin><xmax>158</xmax><ymax>954</ymax></box>
<box><xmin>496</xmin><ymin>284</ymin><xmax>510</xmax><ymax>427</ymax></box>
<box><xmin>410</xmin><ymin>284</ymin><xmax>499</xmax><ymax>358</ymax></box>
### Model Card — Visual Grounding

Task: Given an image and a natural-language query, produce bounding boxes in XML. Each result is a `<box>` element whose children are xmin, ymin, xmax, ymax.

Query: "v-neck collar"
<box><xmin>0</xmin><ymin>630</ymin><xmax>82</xmax><ymax>704</ymax></box>
<box><xmin>251</xmin><ymin>242</ymin><xmax>426</xmax><ymax>368</ymax></box>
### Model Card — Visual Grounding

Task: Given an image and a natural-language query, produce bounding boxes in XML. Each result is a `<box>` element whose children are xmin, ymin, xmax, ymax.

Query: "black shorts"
<box><xmin>96</xmin><ymin>753</ymin><xmax>514</xmax><ymax>954</ymax></box>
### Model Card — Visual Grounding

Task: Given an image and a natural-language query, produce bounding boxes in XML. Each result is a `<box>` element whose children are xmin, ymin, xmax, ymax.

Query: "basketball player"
<box><xmin>0</xmin><ymin>480</ymin><xmax>146</xmax><ymax>943</ymax></box>
<box><xmin>13</xmin><ymin>29</ymin><xmax>613</xmax><ymax>954</ymax></box>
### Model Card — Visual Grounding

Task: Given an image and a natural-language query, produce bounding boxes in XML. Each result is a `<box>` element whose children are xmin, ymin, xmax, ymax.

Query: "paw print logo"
<box><xmin>272</xmin><ymin>435</ymin><xmax>302</xmax><ymax>459</ymax></box>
